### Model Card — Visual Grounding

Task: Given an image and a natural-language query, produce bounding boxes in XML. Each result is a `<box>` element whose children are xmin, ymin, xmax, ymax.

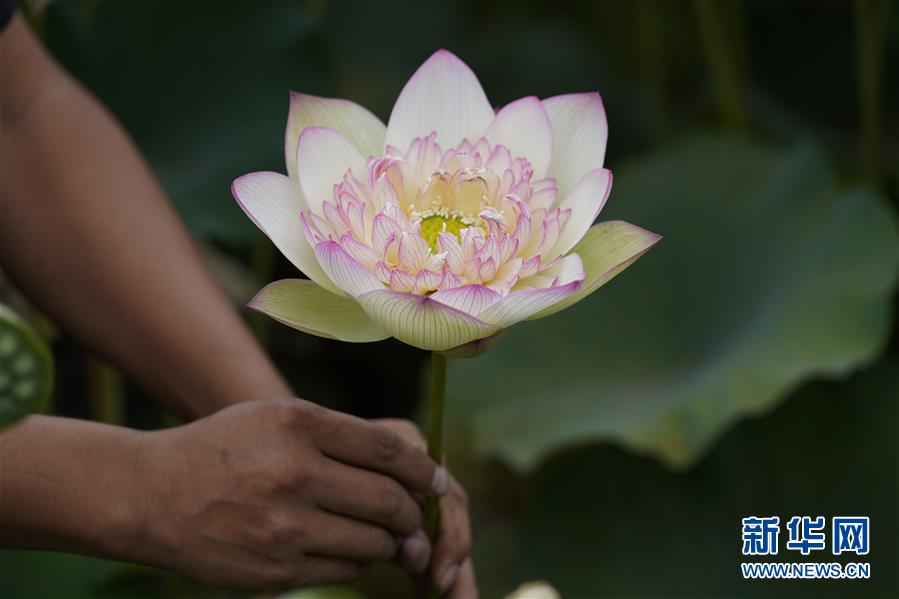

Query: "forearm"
<box><xmin>0</xmin><ymin>415</ymin><xmax>148</xmax><ymax>559</ymax></box>
<box><xmin>0</xmin><ymin>16</ymin><xmax>290</xmax><ymax>417</ymax></box>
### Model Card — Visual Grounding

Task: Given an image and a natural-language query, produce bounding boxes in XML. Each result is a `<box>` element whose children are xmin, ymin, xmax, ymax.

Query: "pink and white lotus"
<box><xmin>232</xmin><ymin>50</ymin><xmax>660</xmax><ymax>354</ymax></box>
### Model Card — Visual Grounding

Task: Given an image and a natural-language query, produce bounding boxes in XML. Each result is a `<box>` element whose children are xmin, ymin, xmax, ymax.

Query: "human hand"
<box><xmin>376</xmin><ymin>419</ymin><xmax>478</xmax><ymax>598</ymax></box>
<box><xmin>133</xmin><ymin>399</ymin><xmax>449</xmax><ymax>590</ymax></box>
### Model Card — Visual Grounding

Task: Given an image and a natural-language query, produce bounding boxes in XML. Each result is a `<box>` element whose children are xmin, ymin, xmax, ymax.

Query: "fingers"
<box><xmin>304</xmin><ymin>511</ymin><xmax>399</xmax><ymax>563</ymax></box>
<box><xmin>374</xmin><ymin>418</ymin><xmax>426</xmax><ymax>450</ymax></box>
<box><xmin>446</xmin><ymin>559</ymin><xmax>478</xmax><ymax>599</ymax></box>
<box><xmin>299</xmin><ymin>556</ymin><xmax>368</xmax><ymax>586</ymax></box>
<box><xmin>432</xmin><ymin>476</ymin><xmax>472</xmax><ymax>594</ymax></box>
<box><xmin>312</xmin><ymin>459</ymin><xmax>422</xmax><ymax>536</ymax></box>
<box><xmin>396</xmin><ymin>529</ymin><xmax>432</xmax><ymax>574</ymax></box>
<box><xmin>375</xmin><ymin>419</ymin><xmax>474</xmax><ymax>595</ymax></box>
<box><xmin>375</xmin><ymin>419</ymin><xmax>430</xmax><ymax>507</ymax></box>
<box><xmin>314</xmin><ymin>411</ymin><xmax>448</xmax><ymax>497</ymax></box>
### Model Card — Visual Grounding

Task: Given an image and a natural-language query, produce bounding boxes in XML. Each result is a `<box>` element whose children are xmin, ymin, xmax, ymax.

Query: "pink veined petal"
<box><xmin>529</xmin><ymin>181</ymin><xmax>558</xmax><ymax>211</ymax></box>
<box><xmin>431</xmin><ymin>284</ymin><xmax>502</xmax><ymax>316</ymax></box>
<box><xmin>407</xmin><ymin>131</ymin><xmax>443</xmax><ymax>181</ymax></box>
<box><xmin>478</xmin><ymin>257</ymin><xmax>498</xmax><ymax>281</ymax></box>
<box><xmin>385</xmin><ymin>49</ymin><xmax>495</xmax><ymax>153</ymax></box>
<box><xmin>381</xmin><ymin>202</ymin><xmax>411</xmax><ymax>228</ymax></box>
<box><xmin>423</xmin><ymin>252</ymin><xmax>448</xmax><ymax>272</ymax></box>
<box><xmin>484</xmin><ymin>96</ymin><xmax>553</xmax><ymax>179</ymax></box>
<box><xmin>313</xmin><ymin>239</ymin><xmax>384</xmax><ymax>297</ymax></box>
<box><xmin>531</xmin><ymin>177</ymin><xmax>558</xmax><ymax>194</ymax></box>
<box><xmin>345</xmin><ymin>200</ymin><xmax>369</xmax><ymax>241</ymax></box>
<box><xmin>322</xmin><ymin>200</ymin><xmax>349</xmax><ymax>234</ymax></box>
<box><xmin>486</xmin><ymin>144</ymin><xmax>513</xmax><ymax>172</ymax></box>
<box><xmin>518</xmin><ymin>207</ymin><xmax>547</xmax><ymax>258</ymax></box>
<box><xmin>232</xmin><ymin>172</ymin><xmax>343</xmax><ymax>297</ymax></box>
<box><xmin>371</xmin><ymin>213</ymin><xmax>403</xmax><ymax>255</ymax></box>
<box><xmin>518</xmin><ymin>255</ymin><xmax>543</xmax><ymax>279</ymax></box>
<box><xmin>551</xmin><ymin>168</ymin><xmax>613</xmax><ymax>257</ymax></box>
<box><xmin>285</xmin><ymin>93</ymin><xmax>386</xmax><ymax>180</ymax></box>
<box><xmin>477</xmin><ymin>254</ymin><xmax>585</xmax><ymax>327</ymax></box>
<box><xmin>531</xmin><ymin>212</ymin><xmax>563</xmax><ymax>258</ymax></box>
<box><xmin>300</xmin><ymin>211</ymin><xmax>335</xmax><ymax>246</ymax></box>
<box><xmin>486</xmin><ymin>256</ymin><xmax>524</xmax><ymax>295</ymax></box>
<box><xmin>499</xmin><ymin>236</ymin><xmax>520</xmax><ymax>263</ymax></box>
<box><xmin>475</xmin><ymin>235</ymin><xmax>501</xmax><ymax>265</ymax></box>
<box><xmin>520</xmin><ymin>273</ymin><xmax>558</xmax><ymax>288</ymax></box>
<box><xmin>439</xmin><ymin>269</ymin><xmax>467</xmax><ymax>290</ymax></box>
<box><xmin>383</xmin><ymin>233</ymin><xmax>401</xmax><ymax>264</ymax></box>
<box><xmin>438</xmin><ymin>232</ymin><xmax>465</xmax><ymax>273</ymax></box>
<box><xmin>370</xmin><ymin>174</ymin><xmax>398</xmax><ymax>212</ymax></box>
<box><xmin>460</xmin><ymin>226</ymin><xmax>485</xmax><ymax>261</ymax></box>
<box><xmin>479</xmin><ymin>208</ymin><xmax>508</xmax><ymax>239</ymax></box>
<box><xmin>538</xmin><ymin>254</ymin><xmax>563</xmax><ymax>272</ymax></box>
<box><xmin>388</xmin><ymin>268</ymin><xmax>416</xmax><ymax>293</ymax></box>
<box><xmin>541</xmin><ymin>251</ymin><xmax>587</xmax><ymax>285</ymax></box>
<box><xmin>296</xmin><ymin>127</ymin><xmax>367</xmax><ymax>215</ymax></box>
<box><xmin>355</xmin><ymin>289</ymin><xmax>497</xmax><ymax>351</ymax></box>
<box><xmin>502</xmin><ymin>194</ymin><xmax>531</xmax><ymax>242</ymax></box>
<box><xmin>462</xmin><ymin>257</ymin><xmax>481</xmax><ymax>281</ymax></box>
<box><xmin>370</xmin><ymin>158</ymin><xmax>418</xmax><ymax>203</ymax></box>
<box><xmin>412</xmin><ymin>269</ymin><xmax>443</xmax><ymax>294</ymax></box>
<box><xmin>375</xmin><ymin>261</ymin><xmax>392</xmax><ymax>285</ymax></box>
<box><xmin>398</xmin><ymin>230</ymin><xmax>431</xmax><ymax>271</ymax></box>
<box><xmin>542</xmin><ymin>92</ymin><xmax>608</xmax><ymax>197</ymax></box>
<box><xmin>339</xmin><ymin>233</ymin><xmax>379</xmax><ymax>270</ymax></box>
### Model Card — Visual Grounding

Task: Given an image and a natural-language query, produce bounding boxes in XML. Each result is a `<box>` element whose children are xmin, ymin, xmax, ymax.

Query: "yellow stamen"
<box><xmin>417</xmin><ymin>209</ymin><xmax>473</xmax><ymax>253</ymax></box>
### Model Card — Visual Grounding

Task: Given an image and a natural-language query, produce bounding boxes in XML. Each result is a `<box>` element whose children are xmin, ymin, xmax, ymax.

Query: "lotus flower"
<box><xmin>233</xmin><ymin>50</ymin><xmax>660</xmax><ymax>354</ymax></box>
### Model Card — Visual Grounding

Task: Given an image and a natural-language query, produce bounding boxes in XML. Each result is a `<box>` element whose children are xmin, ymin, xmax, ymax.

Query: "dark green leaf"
<box><xmin>449</xmin><ymin>133</ymin><xmax>898</xmax><ymax>470</ymax></box>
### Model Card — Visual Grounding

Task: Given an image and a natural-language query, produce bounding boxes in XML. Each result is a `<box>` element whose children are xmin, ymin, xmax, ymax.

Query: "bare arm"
<box><xmin>0</xmin><ymin>402</ymin><xmax>449</xmax><ymax>590</ymax></box>
<box><xmin>0</xmin><ymin>17</ymin><xmax>476</xmax><ymax>595</ymax></box>
<box><xmin>0</xmin><ymin>415</ymin><xmax>148</xmax><ymax>560</ymax></box>
<box><xmin>0</xmin><ymin>14</ymin><xmax>290</xmax><ymax>418</ymax></box>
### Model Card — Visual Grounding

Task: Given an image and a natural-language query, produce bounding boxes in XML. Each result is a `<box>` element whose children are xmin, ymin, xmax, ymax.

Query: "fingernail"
<box><xmin>400</xmin><ymin>530</ymin><xmax>431</xmax><ymax>573</ymax></box>
<box><xmin>438</xmin><ymin>563</ymin><xmax>459</xmax><ymax>593</ymax></box>
<box><xmin>430</xmin><ymin>466</ymin><xmax>449</xmax><ymax>495</ymax></box>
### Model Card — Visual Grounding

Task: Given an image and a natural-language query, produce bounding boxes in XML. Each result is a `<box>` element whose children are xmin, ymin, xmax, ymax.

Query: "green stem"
<box><xmin>417</xmin><ymin>351</ymin><xmax>446</xmax><ymax>599</ymax></box>
<box><xmin>692</xmin><ymin>0</ymin><xmax>748</xmax><ymax>131</ymax></box>
<box><xmin>425</xmin><ymin>351</ymin><xmax>446</xmax><ymax>539</ymax></box>
<box><xmin>87</xmin><ymin>358</ymin><xmax>124</xmax><ymax>425</ymax></box>
<box><xmin>855</xmin><ymin>0</ymin><xmax>890</xmax><ymax>186</ymax></box>
<box><xmin>637</xmin><ymin>0</ymin><xmax>669</xmax><ymax>139</ymax></box>
<box><xmin>247</xmin><ymin>237</ymin><xmax>277</xmax><ymax>347</ymax></box>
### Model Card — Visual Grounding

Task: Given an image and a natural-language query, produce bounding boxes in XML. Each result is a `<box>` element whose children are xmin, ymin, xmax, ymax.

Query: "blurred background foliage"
<box><xmin>1</xmin><ymin>0</ymin><xmax>898</xmax><ymax>597</ymax></box>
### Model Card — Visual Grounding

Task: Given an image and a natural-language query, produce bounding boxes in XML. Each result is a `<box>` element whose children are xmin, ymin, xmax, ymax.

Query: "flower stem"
<box><xmin>419</xmin><ymin>351</ymin><xmax>446</xmax><ymax>599</ymax></box>
<box><xmin>855</xmin><ymin>0</ymin><xmax>890</xmax><ymax>186</ymax></box>
<box><xmin>692</xmin><ymin>0</ymin><xmax>748</xmax><ymax>131</ymax></box>
<box><xmin>425</xmin><ymin>351</ymin><xmax>446</xmax><ymax>540</ymax></box>
<box><xmin>87</xmin><ymin>358</ymin><xmax>124</xmax><ymax>425</ymax></box>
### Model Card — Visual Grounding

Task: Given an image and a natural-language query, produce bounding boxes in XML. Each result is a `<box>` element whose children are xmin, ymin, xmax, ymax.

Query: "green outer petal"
<box><xmin>528</xmin><ymin>220</ymin><xmax>662</xmax><ymax>320</ymax></box>
<box><xmin>248</xmin><ymin>279</ymin><xmax>389</xmax><ymax>343</ymax></box>
<box><xmin>356</xmin><ymin>289</ymin><xmax>498</xmax><ymax>351</ymax></box>
<box><xmin>285</xmin><ymin>93</ymin><xmax>387</xmax><ymax>180</ymax></box>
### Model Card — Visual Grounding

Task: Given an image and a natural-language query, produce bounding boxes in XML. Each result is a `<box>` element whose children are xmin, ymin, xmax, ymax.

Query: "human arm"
<box><xmin>0</xmin><ymin>14</ymin><xmax>288</xmax><ymax>418</ymax></box>
<box><xmin>0</xmin><ymin>399</ymin><xmax>450</xmax><ymax>590</ymax></box>
<box><xmin>0</xmin><ymin>15</ymin><xmax>477</xmax><ymax>594</ymax></box>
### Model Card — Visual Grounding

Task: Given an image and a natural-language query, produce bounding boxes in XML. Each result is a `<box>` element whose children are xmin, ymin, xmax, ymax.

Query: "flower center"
<box><xmin>416</xmin><ymin>208</ymin><xmax>475</xmax><ymax>252</ymax></box>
